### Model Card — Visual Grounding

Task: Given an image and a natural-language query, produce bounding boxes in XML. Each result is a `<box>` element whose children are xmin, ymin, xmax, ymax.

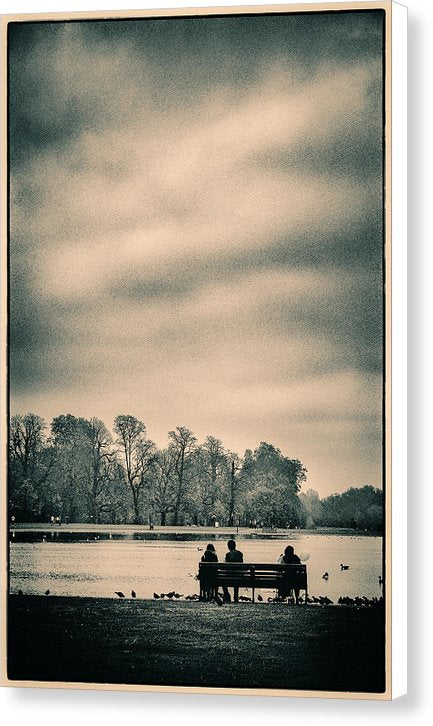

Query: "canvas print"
<box><xmin>4</xmin><ymin>3</ymin><xmax>388</xmax><ymax>696</ymax></box>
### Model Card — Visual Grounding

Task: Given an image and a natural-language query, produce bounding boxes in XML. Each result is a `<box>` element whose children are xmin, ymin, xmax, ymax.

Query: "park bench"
<box><xmin>198</xmin><ymin>562</ymin><xmax>308</xmax><ymax>603</ymax></box>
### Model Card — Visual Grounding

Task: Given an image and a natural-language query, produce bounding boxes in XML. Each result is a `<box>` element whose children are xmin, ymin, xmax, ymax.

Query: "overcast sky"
<box><xmin>9</xmin><ymin>10</ymin><xmax>384</xmax><ymax>496</ymax></box>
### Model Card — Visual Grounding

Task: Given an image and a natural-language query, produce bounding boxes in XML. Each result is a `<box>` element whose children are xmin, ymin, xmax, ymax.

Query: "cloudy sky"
<box><xmin>9</xmin><ymin>10</ymin><xmax>384</xmax><ymax>496</ymax></box>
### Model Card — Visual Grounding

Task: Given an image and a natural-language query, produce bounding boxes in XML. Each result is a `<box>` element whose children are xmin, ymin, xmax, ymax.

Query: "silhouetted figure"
<box><xmin>115</xmin><ymin>591</ymin><xmax>125</xmax><ymax>598</ymax></box>
<box><xmin>277</xmin><ymin>545</ymin><xmax>301</xmax><ymax>603</ymax></box>
<box><xmin>200</xmin><ymin>543</ymin><xmax>218</xmax><ymax>601</ymax></box>
<box><xmin>131</xmin><ymin>590</ymin><xmax>136</xmax><ymax>598</ymax></box>
<box><xmin>222</xmin><ymin>540</ymin><xmax>243</xmax><ymax>603</ymax></box>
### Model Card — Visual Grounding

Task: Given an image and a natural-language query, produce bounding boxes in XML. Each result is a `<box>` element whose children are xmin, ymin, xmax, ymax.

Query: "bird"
<box><xmin>45</xmin><ymin>589</ymin><xmax>50</xmax><ymax>595</ymax></box>
<box><xmin>153</xmin><ymin>593</ymin><xmax>160</xmax><ymax>599</ymax></box>
<box><xmin>322</xmin><ymin>572</ymin><xmax>329</xmax><ymax>580</ymax></box>
<box><xmin>320</xmin><ymin>596</ymin><xmax>333</xmax><ymax>605</ymax></box>
<box><xmin>115</xmin><ymin>591</ymin><xmax>125</xmax><ymax>598</ymax></box>
<box><xmin>340</xmin><ymin>564</ymin><xmax>350</xmax><ymax>570</ymax></box>
<box><xmin>131</xmin><ymin>590</ymin><xmax>136</xmax><ymax>598</ymax></box>
<box><xmin>197</xmin><ymin>547</ymin><xmax>203</xmax><ymax>551</ymax></box>
<box><xmin>378</xmin><ymin>576</ymin><xmax>384</xmax><ymax>586</ymax></box>
<box><xmin>257</xmin><ymin>594</ymin><xmax>263</xmax><ymax>602</ymax></box>
<box><xmin>167</xmin><ymin>591</ymin><xmax>175</xmax><ymax>599</ymax></box>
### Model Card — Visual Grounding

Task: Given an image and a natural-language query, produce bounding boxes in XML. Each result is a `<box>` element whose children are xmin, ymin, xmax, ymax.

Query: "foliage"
<box><xmin>8</xmin><ymin>412</ymin><xmax>383</xmax><ymax>530</ymax></box>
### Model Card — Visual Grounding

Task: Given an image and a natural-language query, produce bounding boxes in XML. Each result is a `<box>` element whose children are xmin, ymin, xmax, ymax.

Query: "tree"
<box><xmin>240</xmin><ymin>442</ymin><xmax>307</xmax><ymax>527</ymax></box>
<box><xmin>9</xmin><ymin>414</ymin><xmax>55</xmax><ymax>520</ymax></box>
<box><xmin>51</xmin><ymin>414</ymin><xmax>93</xmax><ymax>521</ymax></box>
<box><xmin>189</xmin><ymin>436</ymin><xmax>229</xmax><ymax>525</ymax></box>
<box><xmin>114</xmin><ymin>415</ymin><xmax>155</xmax><ymax>524</ymax></box>
<box><xmin>168</xmin><ymin>426</ymin><xmax>197</xmax><ymax>525</ymax></box>
<box><xmin>151</xmin><ymin>448</ymin><xmax>177</xmax><ymax>525</ymax></box>
<box><xmin>298</xmin><ymin>488</ymin><xmax>323</xmax><ymax>528</ymax></box>
<box><xmin>318</xmin><ymin>486</ymin><xmax>383</xmax><ymax>531</ymax></box>
<box><xmin>85</xmin><ymin>418</ymin><xmax>121</xmax><ymax>523</ymax></box>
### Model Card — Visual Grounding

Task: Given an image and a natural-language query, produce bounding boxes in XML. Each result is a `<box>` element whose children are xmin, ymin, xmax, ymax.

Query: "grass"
<box><xmin>7</xmin><ymin>596</ymin><xmax>385</xmax><ymax>693</ymax></box>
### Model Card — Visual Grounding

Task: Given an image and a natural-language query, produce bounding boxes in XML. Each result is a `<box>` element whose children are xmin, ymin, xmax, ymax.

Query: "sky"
<box><xmin>8</xmin><ymin>10</ymin><xmax>384</xmax><ymax>497</ymax></box>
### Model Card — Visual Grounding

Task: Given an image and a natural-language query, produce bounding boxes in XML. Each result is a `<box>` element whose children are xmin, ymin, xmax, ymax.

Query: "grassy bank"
<box><xmin>7</xmin><ymin>596</ymin><xmax>385</xmax><ymax>693</ymax></box>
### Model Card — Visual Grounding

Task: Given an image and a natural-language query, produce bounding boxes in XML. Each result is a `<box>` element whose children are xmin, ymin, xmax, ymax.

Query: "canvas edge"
<box><xmin>390</xmin><ymin>0</ymin><xmax>407</xmax><ymax>702</ymax></box>
<box><xmin>0</xmin><ymin>0</ymin><xmax>396</xmax><ymax>701</ymax></box>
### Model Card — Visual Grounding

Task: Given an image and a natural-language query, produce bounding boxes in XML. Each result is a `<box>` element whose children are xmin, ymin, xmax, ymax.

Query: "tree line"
<box><xmin>8</xmin><ymin>413</ymin><xmax>383</xmax><ymax>531</ymax></box>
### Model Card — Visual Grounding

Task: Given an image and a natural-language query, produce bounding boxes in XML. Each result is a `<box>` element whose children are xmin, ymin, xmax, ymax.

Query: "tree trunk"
<box><xmin>228</xmin><ymin>460</ymin><xmax>236</xmax><ymax>527</ymax></box>
<box><xmin>173</xmin><ymin>451</ymin><xmax>185</xmax><ymax>525</ymax></box>
<box><xmin>131</xmin><ymin>488</ymin><xmax>141</xmax><ymax>524</ymax></box>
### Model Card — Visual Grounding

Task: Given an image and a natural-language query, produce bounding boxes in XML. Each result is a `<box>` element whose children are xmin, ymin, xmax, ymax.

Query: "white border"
<box><xmin>391</xmin><ymin>0</ymin><xmax>407</xmax><ymax>701</ymax></box>
<box><xmin>1</xmin><ymin>0</ymin><xmax>413</xmax><ymax>718</ymax></box>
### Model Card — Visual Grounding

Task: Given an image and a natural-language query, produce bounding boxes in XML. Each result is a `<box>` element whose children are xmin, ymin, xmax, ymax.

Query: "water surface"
<box><xmin>10</xmin><ymin>535</ymin><xmax>383</xmax><ymax>601</ymax></box>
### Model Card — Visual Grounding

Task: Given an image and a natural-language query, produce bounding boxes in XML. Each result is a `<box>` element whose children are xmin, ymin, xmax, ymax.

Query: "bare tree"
<box><xmin>151</xmin><ymin>448</ymin><xmax>177</xmax><ymax>525</ymax></box>
<box><xmin>114</xmin><ymin>415</ymin><xmax>155</xmax><ymax>524</ymax></box>
<box><xmin>85</xmin><ymin>418</ymin><xmax>120</xmax><ymax>522</ymax></box>
<box><xmin>9</xmin><ymin>414</ymin><xmax>56</xmax><ymax>519</ymax></box>
<box><xmin>168</xmin><ymin>426</ymin><xmax>197</xmax><ymax>525</ymax></box>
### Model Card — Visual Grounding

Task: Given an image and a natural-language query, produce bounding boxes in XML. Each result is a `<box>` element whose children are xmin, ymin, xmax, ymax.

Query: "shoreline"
<box><xmin>9</xmin><ymin>523</ymin><xmax>383</xmax><ymax>541</ymax></box>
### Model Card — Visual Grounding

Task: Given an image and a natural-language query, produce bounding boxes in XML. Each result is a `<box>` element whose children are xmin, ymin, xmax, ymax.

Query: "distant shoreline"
<box><xmin>9</xmin><ymin>523</ymin><xmax>383</xmax><ymax>541</ymax></box>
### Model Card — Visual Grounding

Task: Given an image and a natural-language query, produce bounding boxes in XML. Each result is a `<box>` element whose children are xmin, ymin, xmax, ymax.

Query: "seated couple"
<box><xmin>201</xmin><ymin>539</ymin><xmax>243</xmax><ymax>603</ymax></box>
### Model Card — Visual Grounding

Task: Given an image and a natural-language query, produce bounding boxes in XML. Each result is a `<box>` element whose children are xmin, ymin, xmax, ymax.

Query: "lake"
<box><xmin>9</xmin><ymin>534</ymin><xmax>383</xmax><ymax>602</ymax></box>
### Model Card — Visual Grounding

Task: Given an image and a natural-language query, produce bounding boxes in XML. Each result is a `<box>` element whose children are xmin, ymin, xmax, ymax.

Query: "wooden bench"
<box><xmin>198</xmin><ymin>562</ymin><xmax>308</xmax><ymax>603</ymax></box>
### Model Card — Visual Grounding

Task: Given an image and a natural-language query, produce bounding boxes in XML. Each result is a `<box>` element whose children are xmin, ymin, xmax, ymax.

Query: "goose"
<box><xmin>322</xmin><ymin>572</ymin><xmax>329</xmax><ymax>580</ymax></box>
<box><xmin>378</xmin><ymin>576</ymin><xmax>383</xmax><ymax>586</ymax></box>
<box><xmin>257</xmin><ymin>594</ymin><xmax>263</xmax><ymax>602</ymax></box>
<box><xmin>340</xmin><ymin>563</ymin><xmax>350</xmax><ymax>570</ymax></box>
<box><xmin>131</xmin><ymin>590</ymin><xmax>136</xmax><ymax>598</ymax></box>
<box><xmin>45</xmin><ymin>589</ymin><xmax>50</xmax><ymax>595</ymax></box>
<box><xmin>115</xmin><ymin>591</ymin><xmax>125</xmax><ymax>598</ymax></box>
<box><xmin>153</xmin><ymin>593</ymin><xmax>160</xmax><ymax>599</ymax></box>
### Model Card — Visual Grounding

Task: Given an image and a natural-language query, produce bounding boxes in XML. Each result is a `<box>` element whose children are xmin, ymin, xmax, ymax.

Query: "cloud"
<box><xmin>9</xmin><ymin>10</ymin><xmax>384</xmax><ymax>495</ymax></box>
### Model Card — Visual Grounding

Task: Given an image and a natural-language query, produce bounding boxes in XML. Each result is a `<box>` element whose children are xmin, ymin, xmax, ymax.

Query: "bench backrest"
<box><xmin>199</xmin><ymin>562</ymin><xmax>307</xmax><ymax>589</ymax></box>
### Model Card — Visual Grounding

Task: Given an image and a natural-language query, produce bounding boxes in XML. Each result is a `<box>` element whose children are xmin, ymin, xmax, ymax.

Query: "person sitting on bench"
<box><xmin>277</xmin><ymin>545</ymin><xmax>301</xmax><ymax>603</ymax></box>
<box><xmin>200</xmin><ymin>543</ymin><xmax>218</xmax><ymax>600</ymax></box>
<box><xmin>222</xmin><ymin>539</ymin><xmax>243</xmax><ymax>603</ymax></box>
